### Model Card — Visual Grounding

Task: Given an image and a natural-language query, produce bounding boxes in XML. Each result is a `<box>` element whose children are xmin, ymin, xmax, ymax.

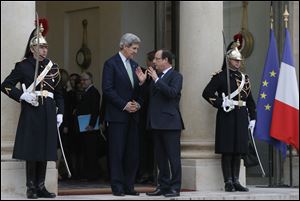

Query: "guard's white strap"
<box><xmin>225</xmin><ymin>73</ymin><xmax>245</xmax><ymax>99</ymax></box>
<box><xmin>35</xmin><ymin>90</ymin><xmax>54</xmax><ymax>99</ymax></box>
<box><xmin>27</xmin><ymin>60</ymin><xmax>53</xmax><ymax>92</ymax></box>
<box><xmin>232</xmin><ymin>100</ymin><xmax>246</xmax><ymax>107</ymax></box>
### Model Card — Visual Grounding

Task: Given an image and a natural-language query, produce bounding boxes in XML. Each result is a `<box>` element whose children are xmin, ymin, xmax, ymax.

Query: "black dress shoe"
<box><xmin>164</xmin><ymin>189</ymin><xmax>180</xmax><ymax>197</ymax></box>
<box><xmin>112</xmin><ymin>191</ymin><xmax>125</xmax><ymax>196</ymax></box>
<box><xmin>125</xmin><ymin>190</ymin><xmax>140</xmax><ymax>196</ymax></box>
<box><xmin>233</xmin><ymin>182</ymin><xmax>249</xmax><ymax>192</ymax></box>
<box><xmin>146</xmin><ymin>188</ymin><xmax>166</xmax><ymax>196</ymax></box>
<box><xmin>36</xmin><ymin>187</ymin><xmax>56</xmax><ymax>198</ymax></box>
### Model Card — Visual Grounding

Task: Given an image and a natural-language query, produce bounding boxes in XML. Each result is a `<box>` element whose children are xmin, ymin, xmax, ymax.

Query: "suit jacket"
<box><xmin>102</xmin><ymin>53</ymin><xmax>142</xmax><ymax>123</ymax></box>
<box><xmin>147</xmin><ymin>68</ymin><xmax>184</xmax><ymax>130</ymax></box>
<box><xmin>76</xmin><ymin>85</ymin><xmax>101</xmax><ymax>128</ymax></box>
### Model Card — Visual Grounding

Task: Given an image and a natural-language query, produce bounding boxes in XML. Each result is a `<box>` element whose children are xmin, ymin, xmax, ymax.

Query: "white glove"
<box><xmin>248</xmin><ymin>120</ymin><xmax>256</xmax><ymax>134</ymax></box>
<box><xmin>57</xmin><ymin>114</ymin><xmax>63</xmax><ymax>128</ymax></box>
<box><xmin>20</xmin><ymin>92</ymin><xmax>39</xmax><ymax>107</ymax></box>
<box><xmin>222</xmin><ymin>98</ymin><xmax>234</xmax><ymax>108</ymax></box>
<box><xmin>222</xmin><ymin>93</ymin><xmax>234</xmax><ymax>112</ymax></box>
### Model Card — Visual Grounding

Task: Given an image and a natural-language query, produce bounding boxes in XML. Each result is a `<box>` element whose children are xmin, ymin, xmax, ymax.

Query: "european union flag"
<box><xmin>254</xmin><ymin>29</ymin><xmax>286</xmax><ymax>157</ymax></box>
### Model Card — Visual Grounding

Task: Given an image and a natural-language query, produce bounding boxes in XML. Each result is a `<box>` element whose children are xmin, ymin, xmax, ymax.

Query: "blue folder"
<box><xmin>77</xmin><ymin>114</ymin><xmax>100</xmax><ymax>133</ymax></box>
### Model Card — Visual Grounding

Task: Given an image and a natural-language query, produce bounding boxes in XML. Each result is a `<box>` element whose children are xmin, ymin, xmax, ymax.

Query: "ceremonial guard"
<box><xmin>1</xmin><ymin>19</ymin><xmax>64</xmax><ymax>198</ymax></box>
<box><xmin>202</xmin><ymin>42</ymin><xmax>256</xmax><ymax>192</ymax></box>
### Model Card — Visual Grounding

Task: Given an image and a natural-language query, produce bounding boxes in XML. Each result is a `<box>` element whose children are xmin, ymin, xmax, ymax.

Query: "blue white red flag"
<box><xmin>270</xmin><ymin>28</ymin><xmax>299</xmax><ymax>152</ymax></box>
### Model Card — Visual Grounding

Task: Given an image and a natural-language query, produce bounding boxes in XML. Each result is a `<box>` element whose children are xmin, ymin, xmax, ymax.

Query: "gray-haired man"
<box><xmin>102</xmin><ymin>33</ymin><xmax>143</xmax><ymax>196</ymax></box>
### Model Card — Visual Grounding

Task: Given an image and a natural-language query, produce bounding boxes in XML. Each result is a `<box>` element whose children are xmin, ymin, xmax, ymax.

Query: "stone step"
<box><xmin>2</xmin><ymin>186</ymin><xmax>298</xmax><ymax>200</ymax></box>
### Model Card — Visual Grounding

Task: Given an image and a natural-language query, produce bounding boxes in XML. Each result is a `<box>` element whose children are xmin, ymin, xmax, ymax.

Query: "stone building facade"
<box><xmin>1</xmin><ymin>1</ymin><xmax>298</xmax><ymax>196</ymax></box>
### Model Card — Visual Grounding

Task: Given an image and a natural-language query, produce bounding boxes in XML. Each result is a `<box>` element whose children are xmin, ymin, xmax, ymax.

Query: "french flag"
<box><xmin>270</xmin><ymin>28</ymin><xmax>299</xmax><ymax>151</ymax></box>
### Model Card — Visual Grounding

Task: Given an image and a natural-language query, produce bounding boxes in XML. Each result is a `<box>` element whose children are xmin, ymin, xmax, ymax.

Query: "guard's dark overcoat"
<box><xmin>202</xmin><ymin>69</ymin><xmax>256</xmax><ymax>154</ymax></box>
<box><xmin>1</xmin><ymin>56</ymin><xmax>64</xmax><ymax>161</ymax></box>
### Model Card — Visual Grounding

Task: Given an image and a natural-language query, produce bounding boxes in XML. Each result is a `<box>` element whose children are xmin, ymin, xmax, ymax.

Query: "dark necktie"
<box><xmin>158</xmin><ymin>72</ymin><xmax>164</xmax><ymax>78</ymax></box>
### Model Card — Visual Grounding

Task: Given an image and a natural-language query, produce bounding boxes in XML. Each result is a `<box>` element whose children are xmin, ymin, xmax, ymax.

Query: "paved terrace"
<box><xmin>2</xmin><ymin>186</ymin><xmax>299</xmax><ymax>200</ymax></box>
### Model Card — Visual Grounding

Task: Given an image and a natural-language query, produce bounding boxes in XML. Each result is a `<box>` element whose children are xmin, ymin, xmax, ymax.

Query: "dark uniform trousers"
<box><xmin>26</xmin><ymin>161</ymin><xmax>56</xmax><ymax>198</ymax></box>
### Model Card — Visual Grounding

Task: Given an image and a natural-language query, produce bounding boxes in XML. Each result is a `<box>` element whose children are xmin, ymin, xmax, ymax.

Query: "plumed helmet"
<box><xmin>226</xmin><ymin>40</ymin><xmax>243</xmax><ymax>61</ymax></box>
<box><xmin>233</xmin><ymin>33</ymin><xmax>243</xmax><ymax>50</ymax></box>
<box><xmin>30</xmin><ymin>18</ymin><xmax>48</xmax><ymax>47</ymax></box>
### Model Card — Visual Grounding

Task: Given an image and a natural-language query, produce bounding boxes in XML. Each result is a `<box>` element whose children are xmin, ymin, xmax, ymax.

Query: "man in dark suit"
<box><xmin>102</xmin><ymin>33</ymin><xmax>142</xmax><ymax>196</ymax></box>
<box><xmin>76</xmin><ymin>72</ymin><xmax>101</xmax><ymax>181</ymax></box>
<box><xmin>136</xmin><ymin>49</ymin><xmax>184</xmax><ymax>197</ymax></box>
<box><xmin>136</xmin><ymin>50</ymin><xmax>156</xmax><ymax>185</ymax></box>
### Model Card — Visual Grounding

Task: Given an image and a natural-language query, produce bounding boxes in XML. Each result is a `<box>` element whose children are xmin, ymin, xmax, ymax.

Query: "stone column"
<box><xmin>1</xmin><ymin>2</ymin><xmax>57</xmax><ymax>196</ymax></box>
<box><xmin>179</xmin><ymin>2</ymin><xmax>245</xmax><ymax>191</ymax></box>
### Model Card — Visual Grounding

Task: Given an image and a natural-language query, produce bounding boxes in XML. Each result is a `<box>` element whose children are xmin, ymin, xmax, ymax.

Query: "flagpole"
<box><xmin>275</xmin><ymin>5</ymin><xmax>289</xmax><ymax>188</ymax></box>
<box><xmin>283</xmin><ymin>4</ymin><xmax>293</xmax><ymax>188</ymax></box>
<box><xmin>268</xmin><ymin>144</ymin><xmax>273</xmax><ymax>186</ymax></box>
<box><xmin>272</xmin><ymin>2</ymin><xmax>281</xmax><ymax>188</ymax></box>
<box><xmin>268</xmin><ymin>3</ymin><xmax>274</xmax><ymax>187</ymax></box>
<box><xmin>283</xmin><ymin>4</ymin><xmax>289</xmax><ymax>29</ymax></box>
<box><xmin>289</xmin><ymin>145</ymin><xmax>293</xmax><ymax>187</ymax></box>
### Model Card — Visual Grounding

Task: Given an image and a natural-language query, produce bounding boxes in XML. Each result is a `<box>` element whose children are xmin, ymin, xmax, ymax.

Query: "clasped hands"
<box><xmin>124</xmin><ymin>100</ymin><xmax>140</xmax><ymax>113</ymax></box>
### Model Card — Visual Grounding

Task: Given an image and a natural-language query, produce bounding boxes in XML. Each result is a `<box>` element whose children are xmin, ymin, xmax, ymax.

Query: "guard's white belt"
<box><xmin>35</xmin><ymin>90</ymin><xmax>54</xmax><ymax>99</ymax></box>
<box><xmin>232</xmin><ymin>100</ymin><xmax>246</xmax><ymax>107</ymax></box>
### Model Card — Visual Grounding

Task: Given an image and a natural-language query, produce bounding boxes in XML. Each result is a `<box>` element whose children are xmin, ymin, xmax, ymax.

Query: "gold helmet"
<box><xmin>30</xmin><ymin>23</ymin><xmax>48</xmax><ymax>47</ymax></box>
<box><xmin>226</xmin><ymin>40</ymin><xmax>243</xmax><ymax>61</ymax></box>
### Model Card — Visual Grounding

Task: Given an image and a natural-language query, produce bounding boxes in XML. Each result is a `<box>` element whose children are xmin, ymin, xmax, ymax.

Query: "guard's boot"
<box><xmin>232</xmin><ymin>155</ymin><xmax>249</xmax><ymax>192</ymax></box>
<box><xmin>27</xmin><ymin>181</ymin><xmax>38</xmax><ymax>199</ymax></box>
<box><xmin>36</xmin><ymin>161</ymin><xmax>56</xmax><ymax>198</ymax></box>
<box><xmin>26</xmin><ymin>161</ymin><xmax>38</xmax><ymax>199</ymax></box>
<box><xmin>221</xmin><ymin>154</ymin><xmax>235</xmax><ymax>192</ymax></box>
<box><xmin>224</xmin><ymin>179</ymin><xmax>235</xmax><ymax>192</ymax></box>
